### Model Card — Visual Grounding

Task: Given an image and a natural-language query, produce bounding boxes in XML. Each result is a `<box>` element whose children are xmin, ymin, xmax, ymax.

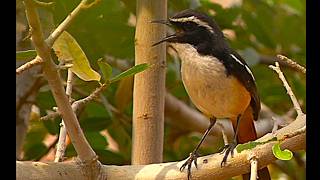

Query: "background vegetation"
<box><xmin>16</xmin><ymin>0</ymin><xmax>305</xmax><ymax>179</ymax></box>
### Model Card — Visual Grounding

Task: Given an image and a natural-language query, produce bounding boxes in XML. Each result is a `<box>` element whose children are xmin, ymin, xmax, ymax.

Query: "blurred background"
<box><xmin>16</xmin><ymin>0</ymin><xmax>305</xmax><ymax>179</ymax></box>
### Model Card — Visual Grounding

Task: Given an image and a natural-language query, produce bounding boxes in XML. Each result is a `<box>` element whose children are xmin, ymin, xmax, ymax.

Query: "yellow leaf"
<box><xmin>53</xmin><ymin>31</ymin><xmax>100</xmax><ymax>81</ymax></box>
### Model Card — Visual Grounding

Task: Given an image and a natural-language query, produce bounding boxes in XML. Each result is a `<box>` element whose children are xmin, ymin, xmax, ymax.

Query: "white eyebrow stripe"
<box><xmin>230</xmin><ymin>54</ymin><xmax>255</xmax><ymax>81</ymax></box>
<box><xmin>169</xmin><ymin>16</ymin><xmax>214</xmax><ymax>34</ymax></box>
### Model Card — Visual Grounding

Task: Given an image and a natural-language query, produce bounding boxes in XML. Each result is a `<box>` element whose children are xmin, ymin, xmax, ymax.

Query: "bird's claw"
<box><xmin>220</xmin><ymin>142</ymin><xmax>237</xmax><ymax>167</ymax></box>
<box><xmin>180</xmin><ymin>151</ymin><xmax>199</xmax><ymax>180</ymax></box>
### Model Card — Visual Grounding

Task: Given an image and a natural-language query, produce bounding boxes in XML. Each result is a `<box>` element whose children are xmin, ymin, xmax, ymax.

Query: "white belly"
<box><xmin>172</xmin><ymin>43</ymin><xmax>251</xmax><ymax>119</ymax></box>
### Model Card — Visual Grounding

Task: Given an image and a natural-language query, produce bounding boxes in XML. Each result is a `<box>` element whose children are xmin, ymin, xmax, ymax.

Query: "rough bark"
<box><xmin>132</xmin><ymin>0</ymin><xmax>167</xmax><ymax>164</ymax></box>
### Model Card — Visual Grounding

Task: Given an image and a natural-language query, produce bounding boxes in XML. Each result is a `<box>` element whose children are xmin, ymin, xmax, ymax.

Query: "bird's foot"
<box><xmin>220</xmin><ymin>142</ymin><xmax>237</xmax><ymax>167</ymax></box>
<box><xmin>180</xmin><ymin>151</ymin><xmax>200</xmax><ymax>180</ymax></box>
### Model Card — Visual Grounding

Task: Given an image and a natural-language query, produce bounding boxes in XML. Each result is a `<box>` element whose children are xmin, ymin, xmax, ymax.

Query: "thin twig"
<box><xmin>72</xmin><ymin>84</ymin><xmax>108</xmax><ymax>113</ymax></box>
<box><xmin>40</xmin><ymin>84</ymin><xmax>108</xmax><ymax>121</ymax></box>
<box><xmin>81</xmin><ymin>0</ymin><xmax>102</xmax><ymax>9</ymax></box>
<box><xmin>32</xmin><ymin>0</ymin><xmax>55</xmax><ymax>8</ymax></box>
<box><xmin>250</xmin><ymin>157</ymin><xmax>258</xmax><ymax>180</ymax></box>
<box><xmin>16</xmin><ymin>56</ymin><xmax>43</xmax><ymax>75</ymax></box>
<box><xmin>277</xmin><ymin>55</ymin><xmax>306</xmax><ymax>74</ymax></box>
<box><xmin>45</xmin><ymin>0</ymin><xmax>89</xmax><ymax>47</ymax></box>
<box><xmin>73</xmin><ymin>86</ymin><xmax>131</xmax><ymax>125</ymax></box>
<box><xmin>269</xmin><ymin>62</ymin><xmax>304</xmax><ymax>116</ymax></box>
<box><xmin>54</xmin><ymin>69</ymin><xmax>73</xmax><ymax>162</ymax></box>
<box><xmin>259</xmin><ymin>55</ymin><xmax>299</xmax><ymax>71</ymax></box>
<box><xmin>40</xmin><ymin>111</ymin><xmax>59</xmax><ymax>121</ymax></box>
<box><xmin>99</xmin><ymin>94</ymin><xmax>113</xmax><ymax>118</ymax></box>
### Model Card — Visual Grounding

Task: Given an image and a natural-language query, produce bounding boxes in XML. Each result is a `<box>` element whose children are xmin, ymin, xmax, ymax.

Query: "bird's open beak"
<box><xmin>152</xmin><ymin>34</ymin><xmax>177</xmax><ymax>47</ymax></box>
<box><xmin>150</xmin><ymin>20</ymin><xmax>177</xmax><ymax>47</ymax></box>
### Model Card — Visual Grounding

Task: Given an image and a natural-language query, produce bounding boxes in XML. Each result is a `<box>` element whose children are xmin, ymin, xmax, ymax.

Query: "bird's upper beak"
<box><xmin>151</xmin><ymin>20</ymin><xmax>178</xmax><ymax>47</ymax></box>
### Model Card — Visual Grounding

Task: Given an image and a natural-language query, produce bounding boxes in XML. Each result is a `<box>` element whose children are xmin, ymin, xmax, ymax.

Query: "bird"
<box><xmin>152</xmin><ymin>9</ymin><xmax>270</xmax><ymax>180</ymax></box>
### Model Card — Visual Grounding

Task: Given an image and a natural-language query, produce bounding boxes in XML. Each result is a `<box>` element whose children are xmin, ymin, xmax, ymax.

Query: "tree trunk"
<box><xmin>132</xmin><ymin>0</ymin><xmax>167</xmax><ymax>164</ymax></box>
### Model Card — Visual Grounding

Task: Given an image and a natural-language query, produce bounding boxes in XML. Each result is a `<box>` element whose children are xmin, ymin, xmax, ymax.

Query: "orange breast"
<box><xmin>175</xmin><ymin>43</ymin><xmax>251</xmax><ymax>120</ymax></box>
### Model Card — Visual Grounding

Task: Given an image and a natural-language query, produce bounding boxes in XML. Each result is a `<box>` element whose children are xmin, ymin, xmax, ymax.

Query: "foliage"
<box><xmin>16</xmin><ymin>50</ymin><xmax>37</xmax><ymax>61</ymax></box>
<box><xmin>17</xmin><ymin>0</ymin><xmax>305</xmax><ymax>179</ymax></box>
<box><xmin>272</xmin><ymin>142</ymin><xmax>293</xmax><ymax>161</ymax></box>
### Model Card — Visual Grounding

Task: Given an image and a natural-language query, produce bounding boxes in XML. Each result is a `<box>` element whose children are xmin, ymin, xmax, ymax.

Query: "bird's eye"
<box><xmin>184</xmin><ymin>22</ymin><xmax>197</xmax><ymax>31</ymax></box>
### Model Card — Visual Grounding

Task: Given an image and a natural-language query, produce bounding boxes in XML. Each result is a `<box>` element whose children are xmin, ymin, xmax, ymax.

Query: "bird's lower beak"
<box><xmin>152</xmin><ymin>34</ymin><xmax>177</xmax><ymax>47</ymax></box>
<box><xmin>151</xmin><ymin>20</ymin><xmax>177</xmax><ymax>47</ymax></box>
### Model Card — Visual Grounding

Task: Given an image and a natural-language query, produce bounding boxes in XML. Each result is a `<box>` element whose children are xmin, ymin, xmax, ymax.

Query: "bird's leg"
<box><xmin>180</xmin><ymin>117</ymin><xmax>216</xmax><ymax>180</ymax></box>
<box><xmin>220</xmin><ymin>114</ymin><xmax>241</xmax><ymax>167</ymax></box>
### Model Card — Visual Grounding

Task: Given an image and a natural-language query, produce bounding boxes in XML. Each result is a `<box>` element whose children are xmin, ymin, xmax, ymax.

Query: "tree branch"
<box><xmin>16</xmin><ymin>114</ymin><xmax>305</xmax><ymax>180</ymax></box>
<box><xmin>23</xmin><ymin>0</ymin><xmax>97</xmax><ymax>165</ymax></box>
<box><xmin>40</xmin><ymin>84</ymin><xmax>108</xmax><ymax>121</ymax></box>
<box><xmin>269</xmin><ymin>62</ymin><xmax>304</xmax><ymax>117</ymax></box>
<box><xmin>249</xmin><ymin>157</ymin><xmax>258</xmax><ymax>180</ymax></box>
<box><xmin>16</xmin><ymin>56</ymin><xmax>43</xmax><ymax>75</ymax></box>
<box><xmin>276</xmin><ymin>55</ymin><xmax>306</xmax><ymax>74</ymax></box>
<box><xmin>54</xmin><ymin>69</ymin><xmax>73</xmax><ymax>162</ymax></box>
<box><xmin>45</xmin><ymin>0</ymin><xmax>89</xmax><ymax>47</ymax></box>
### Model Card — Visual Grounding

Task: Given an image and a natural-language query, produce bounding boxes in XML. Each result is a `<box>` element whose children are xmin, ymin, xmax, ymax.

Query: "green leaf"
<box><xmin>16</xmin><ymin>50</ymin><xmax>37</xmax><ymax>61</ymax></box>
<box><xmin>36</xmin><ymin>91</ymin><xmax>56</xmax><ymax>110</ymax></box>
<box><xmin>43</xmin><ymin>118</ymin><xmax>60</xmax><ymax>135</ymax></box>
<box><xmin>84</xmin><ymin>102</ymin><xmax>111</xmax><ymax>118</ymax></box>
<box><xmin>24</xmin><ymin>121</ymin><xmax>48</xmax><ymax>150</ymax></box>
<box><xmin>84</xmin><ymin>132</ymin><xmax>108</xmax><ymax>150</ymax></box>
<box><xmin>65</xmin><ymin>144</ymin><xmax>76</xmax><ymax>157</ymax></box>
<box><xmin>272</xmin><ymin>143</ymin><xmax>293</xmax><ymax>160</ymax></box>
<box><xmin>236</xmin><ymin>141</ymin><xmax>261</xmax><ymax>153</ymax></box>
<box><xmin>53</xmin><ymin>31</ymin><xmax>101</xmax><ymax>81</ymax></box>
<box><xmin>23</xmin><ymin>143</ymin><xmax>47</xmax><ymax>160</ymax></box>
<box><xmin>95</xmin><ymin>149</ymin><xmax>126</xmax><ymax>165</ymax></box>
<box><xmin>236</xmin><ymin>137</ymin><xmax>277</xmax><ymax>153</ymax></box>
<box><xmin>80</xmin><ymin>117</ymin><xmax>112</xmax><ymax>132</ymax></box>
<box><xmin>107</xmin><ymin>121</ymin><xmax>132</xmax><ymax>159</ymax></box>
<box><xmin>98</xmin><ymin>58</ymin><xmax>113</xmax><ymax>82</ymax></box>
<box><xmin>110</xmin><ymin>63</ymin><xmax>149</xmax><ymax>83</ymax></box>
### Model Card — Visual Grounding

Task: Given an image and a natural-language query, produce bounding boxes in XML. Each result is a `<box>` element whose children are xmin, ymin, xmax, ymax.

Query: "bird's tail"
<box><xmin>232</xmin><ymin>106</ymin><xmax>271</xmax><ymax>180</ymax></box>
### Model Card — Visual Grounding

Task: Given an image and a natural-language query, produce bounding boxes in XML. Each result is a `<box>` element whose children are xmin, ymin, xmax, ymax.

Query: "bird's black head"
<box><xmin>153</xmin><ymin>9</ymin><xmax>229</xmax><ymax>55</ymax></box>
